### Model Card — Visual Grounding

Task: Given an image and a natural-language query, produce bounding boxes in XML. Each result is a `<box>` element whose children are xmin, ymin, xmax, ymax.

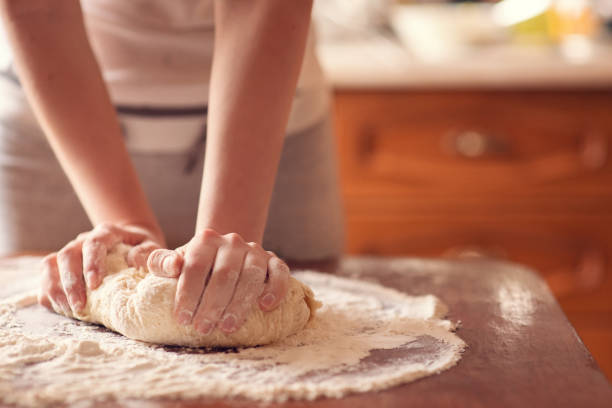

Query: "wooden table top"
<box><xmin>2</xmin><ymin>255</ymin><xmax>611</xmax><ymax>408</ymax></box>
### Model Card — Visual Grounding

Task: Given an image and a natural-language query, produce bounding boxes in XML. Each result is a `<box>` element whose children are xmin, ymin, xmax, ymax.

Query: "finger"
<box><xmin>57</xmin><ymin>241</ymin><xmax>87</xmax><ymax>313</ymax></box>
<box><xmin>40</xmin><ymin>254</ymin><xmax>71</xmax><ymax>316</ymax></box>
<box><xmin>147</xmin><ymin>249</ymin><xmax>184</xmax><ymax>278</ymax></box>
<box><xmin>38</xmin><ymin>292</ymin><xmax>52</xmax><ymax>310</ymax></box>
<box><xmin>258</xmin><ymin>256</ymin><xmax>290</xmax><ymax>312</ymax></box>
<box><xmin>219</xmin><ymin>247</ymin><xmax>267</xmax><ymax>333</ymax></box>
<box><xmin>193</xmin><ymin>234</ymin><xmax>248</xmax><ymax>335</ymax></box>
<box><xmin>127</xmin><ymin>240</ymin><xmax>161</xmax><ymax>269</ymax></box>
<box><xmin>82</xmin><ymin>230</ymin><xmax>120</xmax><ymax>289</ymax></box>
<box><xmin>173</xmin><ymin>244</ymin><xmax>217</xmax><ymax>326</ymax></box>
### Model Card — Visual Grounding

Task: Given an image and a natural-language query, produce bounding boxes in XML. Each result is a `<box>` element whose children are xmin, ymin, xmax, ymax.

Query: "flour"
<box><xmin>0</xmin><ymin>258</ymin><xmax>466</xmax><ymax>406</ymax></box>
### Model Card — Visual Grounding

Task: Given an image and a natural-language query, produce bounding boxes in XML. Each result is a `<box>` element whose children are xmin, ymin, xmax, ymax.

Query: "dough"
<box><xmin>62</xmin><ymin>244</ymin><xmax>319</xmax><ymax>347</ymax></box>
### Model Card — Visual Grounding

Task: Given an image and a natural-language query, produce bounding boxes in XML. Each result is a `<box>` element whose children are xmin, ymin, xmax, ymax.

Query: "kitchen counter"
<box><xmin>1</xmin><ymin>255</ymin><xmax>611</xmax><ymax>407</ymax></box>
<box><xmin>317</xmin><ymin>36</ymin><xmax>612</xmax><ymax>90</ymax></box>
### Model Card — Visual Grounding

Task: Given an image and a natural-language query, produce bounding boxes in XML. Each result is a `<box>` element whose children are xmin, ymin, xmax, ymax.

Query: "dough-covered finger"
<box><xmin>57</xmin><ymin>241</ymin><xmax>86</xmax><ymax>313</ymax></box>
<box><xmin>173</xmin><ymin>244</ymin><xmax>217</xmax><ymax>325</ymax></box>
<box><xmin>219</xmin><ymin>249</ymin><xmax>267</xmax><ymax>333</ymax></box>
<box><xmin>82</xmin><ymin>231</ymin><xmax>119</xmax><ymax>289</ymax></box>
<box><xmin>258</xmin><ymin>257</ymin><xmax>290</xmax><ymax>312</ymax></box>
<box><xmin>193</xmin><ymin>239</ymin><xmax>247</xmax><ymax>335</ymax></box>
<box><xmin>40</xmin><ymin>254</ymin><xmax>71</xmax><ymax>316</ymax></box>
<box><xmin>127</xmin><ymin>240</ymin><xmax>161</xmax><ymax>269</ymax></box>
<box><xmin>147</xmin><ymin>249</ymin><xmax>184</xmax><ymax>278</ymax></box>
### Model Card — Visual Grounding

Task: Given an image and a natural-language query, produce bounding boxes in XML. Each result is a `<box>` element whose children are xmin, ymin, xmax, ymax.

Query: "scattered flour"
<box><xmin>0</xmin><ymin>258</ymin><xmax>466</xmax><ymax>406</ymax></box>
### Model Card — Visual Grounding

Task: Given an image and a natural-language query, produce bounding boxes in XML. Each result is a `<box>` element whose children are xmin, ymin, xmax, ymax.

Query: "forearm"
<box><xmin>1</xmin><ymin>1</ymin><xmax>162</xmax><ymax>241</ymax></box>
<box><xmin>197</xmin><ymin>0</ymin><xmax>313</xmax><ymax>243</ymax></box>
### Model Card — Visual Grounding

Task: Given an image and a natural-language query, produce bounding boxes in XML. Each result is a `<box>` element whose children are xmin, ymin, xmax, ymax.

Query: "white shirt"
<box><xmin>80</xmin><ymin>0</ymin><xmax>330</xmax><ymax>141</ymax></box>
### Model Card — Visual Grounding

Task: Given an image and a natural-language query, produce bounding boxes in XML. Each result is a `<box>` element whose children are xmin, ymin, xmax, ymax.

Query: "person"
<box><xmin>0</xmin><ymin>0</ymin><xmax>343</xmax><ymax>335</ymax></box>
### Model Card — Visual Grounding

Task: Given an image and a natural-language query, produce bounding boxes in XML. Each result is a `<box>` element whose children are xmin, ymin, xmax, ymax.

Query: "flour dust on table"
<box><xmin>0</xmin><ymin>257</ymin><xmax>466</xmax><ymax>407</ymax></box>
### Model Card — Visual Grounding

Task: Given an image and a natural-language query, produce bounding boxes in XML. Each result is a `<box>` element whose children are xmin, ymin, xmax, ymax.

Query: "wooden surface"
<box><xmin>332</xmin><ymin>89</ymin><xmax>612</xmax><ymax>379</ymax></box>
<box><xmin>2</xmin><ymin>256</ymin><xmax>612</xmax><ymax>407</ymax></box>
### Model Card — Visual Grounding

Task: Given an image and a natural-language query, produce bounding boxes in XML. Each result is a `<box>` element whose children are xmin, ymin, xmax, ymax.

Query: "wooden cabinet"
<box><xmin>333</xmin><ymin>89</ymin><xmax>612</xmax><ymax>378</ymax></box>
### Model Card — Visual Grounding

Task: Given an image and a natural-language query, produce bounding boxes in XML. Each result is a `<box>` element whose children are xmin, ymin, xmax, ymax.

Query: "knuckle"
<box><xmin>76</xmin><ymin>232</ymin><xmax>89</xmax><ymax>241</ymax></box>
<box><xmin>57</xmin><ymin>247</ymin><xmax>72</xmax><ymax>261</ymax></box>
<box><xmin>225</xmin><ymin>233</ymin><xmax>244</xmax><ymax>245</ymax></box>
<box><xmin>214</xmin><ymin>266</ymin><xmax>238</xmax><ymax>284</ymax></box>
<box><xmin>86</xmin><ymin>235</ymin><xmax>105</xmax><ymax>247</ymax></box>
<box><xmin>42</xmin><ymin>253</ymin><xmax>56</xmax><ymax>266</ymax></box>
<box><xmin>248</xmin><ymin>245</ymin><xmax>267</xmax><ymax>257</ymax></box>
<box><xmin>149</xmin><ymin>248</ymin><xmax>165</xmax><ymax>259</ymax></box>
<box><xmin>197</xmin><ymin>228</ymin><xmax>219</xmax><ymax>242</ymax></box>
<box><xmin>96</xmin><ymin>222</ymin><xmax>114</xmax><ymax>232</ymax></box>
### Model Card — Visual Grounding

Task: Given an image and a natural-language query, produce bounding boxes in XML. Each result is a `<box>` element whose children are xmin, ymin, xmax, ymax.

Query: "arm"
<box><xmin>0</xmin><ymin>0</ymin><xmax>164</xmax><ymax>313</ymax></box>
<box><xmin>196</xmin><ymin>0</ymin><xmax>314</xmax><ymax>243</ymax></box>
<box><xmin>0</xmin><ymin>0</ymin><xmax>162</xmax><ymax>240</ymax></box>
<box><xmin>148</xmin><ymin>0</ymin><xmax>314</xmax><ymax>334</ymax></box>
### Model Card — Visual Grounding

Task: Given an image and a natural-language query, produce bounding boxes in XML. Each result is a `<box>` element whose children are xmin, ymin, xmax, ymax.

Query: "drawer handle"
<box><xmin>443</xmin><ymin>245</ymin><xmax>506</xmax><ymax>260</ymax></box>
<box><xmin>580</xmin><ymin>132</ymin><xmax>608</xmax><ymax>170</ymax></box>
<box><xmin>546</xmin><ymin>248</ymin><xmax>606</xmax><ymax>297</ymax></box>
<box><xmin>447</xmin><ymin>130</ymin><xmax>508</xmax><ymax>159</ymax></box>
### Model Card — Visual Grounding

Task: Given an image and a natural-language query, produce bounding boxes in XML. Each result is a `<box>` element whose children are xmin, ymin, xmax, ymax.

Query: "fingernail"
<box><xmin>177</xmin><ymin>309</ymin><xmax>193</xmax><ymax>325</ymax></box>
<box><xmin>197</xmin><ymin>320</ymin><xmax>214</xmax><ymax>335</ymax></box>
<box><xmin>221</xmin><ymin>314</ymin><xmax>237</xmax><ymax>333</ymax></box>
<box><xmin>261</xmin><ymin>293</ymin><xmax>276</xmax><ymax>309</ymax></box>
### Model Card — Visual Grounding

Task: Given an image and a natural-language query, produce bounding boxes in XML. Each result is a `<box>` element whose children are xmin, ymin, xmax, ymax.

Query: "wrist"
<box><xmin>111</xmin><ymin>220</ymin><xmax>166</xmax><ymax>247</ymax></box>
<box><xmin>196</xmin><ymin>214</ymin><xmax>263</xmax><ymax>245</ymax></box>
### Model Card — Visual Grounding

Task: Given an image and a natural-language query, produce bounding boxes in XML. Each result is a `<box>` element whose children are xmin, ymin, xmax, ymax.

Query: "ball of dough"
<box><xmin>65</xmin><ymin>244</ymin><xmax>319</xmax><ymax>347</ymax></box>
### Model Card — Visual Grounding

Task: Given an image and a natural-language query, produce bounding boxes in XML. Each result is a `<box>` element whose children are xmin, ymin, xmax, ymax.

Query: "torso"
<box><xmin>80</xmin><ymin>0</ymin><xmax>329</xmax><ymax>133</ymax></box>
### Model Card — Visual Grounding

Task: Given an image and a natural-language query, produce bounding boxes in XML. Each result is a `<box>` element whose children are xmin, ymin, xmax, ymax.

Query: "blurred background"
<box><xmin>1</xmin><ymin>0</ymin><xmax>611</xmax><ymax>379</ymax></box>
<box><xmin>313</xmin><ymin>0</ymin><xmax>612</xmax><ymax>379</ymax></box>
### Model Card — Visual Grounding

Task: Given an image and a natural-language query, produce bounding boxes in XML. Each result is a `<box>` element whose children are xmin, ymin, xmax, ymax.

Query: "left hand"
<box><xmin>38</xmin><ymin>222</ymin><xmax>164</xmax><ymax>316</ymax></box>
<box><xmin>147</xmin><ymin>229</ymin><xmax>290</xmax><ymax>334</ymax></box>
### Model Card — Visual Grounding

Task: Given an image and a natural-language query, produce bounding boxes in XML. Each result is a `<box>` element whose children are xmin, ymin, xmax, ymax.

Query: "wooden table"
<box><xmin>2</xmin><ymin>256</ymin><xmax>611</xmax><ymax>408</ymax></box>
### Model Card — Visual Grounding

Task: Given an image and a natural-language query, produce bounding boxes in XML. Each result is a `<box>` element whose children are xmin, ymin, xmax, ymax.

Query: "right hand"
<box><xmin>147</xmin><ymin>229</ymin><xmax>290</xmax><ymax>335</ymax></box>
<box><xmin>38</xmin><ymin>222</ymin><xmax>164</xmax><ymax>316</ymax></box>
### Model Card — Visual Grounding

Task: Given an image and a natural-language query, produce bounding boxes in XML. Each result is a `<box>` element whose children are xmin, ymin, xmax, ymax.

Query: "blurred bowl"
<box><xmin>390</xmin><ymin>3</ymin><xmax>508</xmax><ymax>63</ymax></box>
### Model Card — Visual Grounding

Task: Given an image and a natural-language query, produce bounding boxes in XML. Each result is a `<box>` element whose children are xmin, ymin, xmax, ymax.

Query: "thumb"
<box><xmin>147</xmin><ymin>249</ymin><xmax>184</xmax><ymax>278</ymax></box>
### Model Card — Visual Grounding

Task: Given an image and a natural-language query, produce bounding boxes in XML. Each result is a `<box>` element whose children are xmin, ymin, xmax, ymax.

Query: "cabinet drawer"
<box><xmin>334</xmin><ymin>91</ymin><xmax>612</xmax><ymax>194</ymax></box>
<box><xmin>345</xmin><ymin>215</ymin><xmax>612</xmax><ymax>301</ymax></box>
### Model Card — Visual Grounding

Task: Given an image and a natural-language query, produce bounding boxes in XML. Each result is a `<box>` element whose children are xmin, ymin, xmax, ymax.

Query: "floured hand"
<box><xmin>147</xmin><ymin>229</ymin><xmax>290</xmax><ymax>335</ymax></box>
<box><xmin>38</xmin><ymin>222</ymin><xmax>164</xmax><ymax>316</ymax></box>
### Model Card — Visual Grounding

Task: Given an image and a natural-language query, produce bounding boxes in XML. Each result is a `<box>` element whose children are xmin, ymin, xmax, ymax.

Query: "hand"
<box><xmin>38</xmin><ymin>222</ymin><xmax>164</xmax><ymax>315</ymax></box>
<box><xmin>147</xmin><ymin>229</ymin><xmax>290</xmax><ymax>335</ymax></box>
